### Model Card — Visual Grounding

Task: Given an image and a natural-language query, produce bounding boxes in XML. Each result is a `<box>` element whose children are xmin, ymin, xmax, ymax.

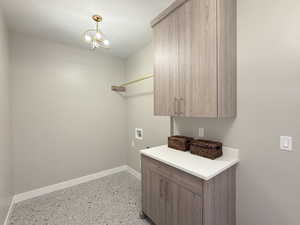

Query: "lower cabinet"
<box><xmin>167</xmin><ymin>180</ymin><xmax>203</xmax><ymax>225</ymax></box>
<box><xmin>146</xmin><ymin>171</ymin><xmax>165</xmax><ymax>225</ymax></box>
<box><xmin>141</xmin><ymin>155</ymin><xmax>236</xmax><ymax>225</ymax></box>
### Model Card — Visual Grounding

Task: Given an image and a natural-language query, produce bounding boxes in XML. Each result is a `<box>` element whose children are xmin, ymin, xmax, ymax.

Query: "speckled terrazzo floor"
<box><xmin>8</xmin><ymin>172</ymin><xmax>151</xmax><ymax>225</ymax></box>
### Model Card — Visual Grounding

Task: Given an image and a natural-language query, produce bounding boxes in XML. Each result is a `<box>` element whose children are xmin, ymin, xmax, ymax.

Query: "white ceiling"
<box><xmin>0</xmin><ymin>0</ymin><xmax>173</xmax><ymax>58</ymax></box>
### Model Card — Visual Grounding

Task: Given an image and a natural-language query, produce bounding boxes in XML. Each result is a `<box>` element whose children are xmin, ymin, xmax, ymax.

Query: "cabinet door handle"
<box><xmin>179</xmin><ymin>98</ymin><xmax>184</xmax><ymax>115</ymax></box>
<box><xmin>177</xmin><ymin>98</ymin><xmax>181</xmax><ymax>116</ymax></box>
<box><xmin>173</xmin><ymin>98</ymin><xmax>177</xmax><ymax>116</ymax></box>
<box><xmin>159</xmin><ymin>178</ymin><xmax>163</xmax><ymax>198</ymax></box>
<box><xmin>173</xmin><ymin>98</ymin><xmax>179</xmax><ymax>116</ymax></box>
<box><xmin>165</xmin><ymin>181</ymin><xmax>168</xmax><ymax>202</ymax></box>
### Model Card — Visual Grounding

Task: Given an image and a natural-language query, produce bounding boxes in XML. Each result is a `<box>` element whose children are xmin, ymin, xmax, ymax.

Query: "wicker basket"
<box><xmin>168</xmin><ymin>136</ymin><xmax>194</xmax><ymax>151</ymax></box>
<box><xmin>190</xmin><ymin>139</ymin><xmax>223</xmax><ymax>160</ymax></box>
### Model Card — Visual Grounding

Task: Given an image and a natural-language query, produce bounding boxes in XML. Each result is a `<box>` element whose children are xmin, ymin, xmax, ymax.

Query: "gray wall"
<box><xmin>125</xmin><ymin>44</ymin><xmax>169</xmax><ymax>172</ymax></box>
<box><xmin>10</xmin><ymin>33</ymin><xmax>127</xmax><ymax>194</ymax></box>
<box><xmin>0</xmin><ymin>10</ymin><xmax>13</xmax><ymax>225</ymax></box>
<box><xmin>125</xmin><ymin>1</ymin><xmax>300</xmax><ymax>225</ymax></box>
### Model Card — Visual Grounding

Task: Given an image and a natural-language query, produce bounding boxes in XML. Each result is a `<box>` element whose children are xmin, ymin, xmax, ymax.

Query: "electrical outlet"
<box><xmin>280</xmin><ymin>136</ymin><xmax>292</xmax><ymax>151</ymax></box>
<box><xmin>198</xmin><ymin>128</ymin><xmax>205</xmax><ymax>138</ymax></box>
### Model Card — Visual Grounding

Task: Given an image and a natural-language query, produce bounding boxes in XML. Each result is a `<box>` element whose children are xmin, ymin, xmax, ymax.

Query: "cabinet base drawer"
<box><xmin>142</xmin><ymin>155</ymin><xmax>203</xmax><ymax>196</ymax></box>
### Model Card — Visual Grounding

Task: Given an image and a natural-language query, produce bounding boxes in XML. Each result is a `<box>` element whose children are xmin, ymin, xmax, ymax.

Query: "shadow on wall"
<box><xmin>116</xmin><ymin>91</ymin><xmax>154</xmax><ymax>98</ymax></box>
<box><xmin>237</xmin><ymin>163</ymin><xmax>287</xmax><ymax>225</ymax></box>
<box><xmin>175</xmin><ymin>116</ymin><xmax>297</xmax><ymax>224</ymax></box>
<box><xmin>174</xmin><ymin>117</ymin><xmax>236</xmax><ymax>145</ymax></box>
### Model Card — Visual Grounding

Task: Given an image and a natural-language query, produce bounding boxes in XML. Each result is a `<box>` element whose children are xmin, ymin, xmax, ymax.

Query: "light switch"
<box><xmin>280</xmin><ymin>136</ymin><xmax>292</xmax><ymax>151</ymax></box>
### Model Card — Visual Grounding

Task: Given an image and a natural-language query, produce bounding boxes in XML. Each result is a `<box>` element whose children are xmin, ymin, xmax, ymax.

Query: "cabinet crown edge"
<box><xmin>151</xmin><ymin>0</ymin><xmax>189</xmax><ymax>27</ymax></box>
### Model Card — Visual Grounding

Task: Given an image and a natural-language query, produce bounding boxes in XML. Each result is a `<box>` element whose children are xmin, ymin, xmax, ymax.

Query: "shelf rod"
<box><xmin>121</xmin><ymin>74</ymin><xmax>153</xmax><ymax>87</ymax></box>
<box><xmin>111</xmin><ymin>74</ymin><xmax>153</xmax><ymax>92</ymax></box>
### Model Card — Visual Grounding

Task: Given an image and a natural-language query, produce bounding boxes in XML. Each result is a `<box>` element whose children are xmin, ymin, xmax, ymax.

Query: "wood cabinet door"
<box><xmin>178</xmin><ymin>186</ymin><xmax>203</xmax><ymax>225</ymax></box>
<box><xmin>165</xmin><ymin>178</ymin><xmax>203</xmax><ymax>225</ymax></box>
<box><xmin>153</xmin><ymin>10</ymin><xmax>178</xmax><ymax>116</ymax></box>
<box><xmin>185</xmin><ymin>0</ymin><xmax>218</xmax><ymax>117</ymax></box>
<box><xmin>142</xmin><ymin>162</ymin><xmax>166</xmax><ymax>225</ymax></box>
<box><xmin>153</xmin><ymin>0</ymin><xmax>219</xmax><ymax>117</ymax></box>
<box><xmin>153</xmin><ymin>1</ymin><xmax>193</xmax><ymax>116</ymax></box>
<box><xmin>176</xmin><ymin>0</ymin><xmax>192</xmax><ymax>117</ymax></box>
<box><xmin>165</xmin><ymin>179</ymin><xmax>179</xmax><ymax>225</ymax></box>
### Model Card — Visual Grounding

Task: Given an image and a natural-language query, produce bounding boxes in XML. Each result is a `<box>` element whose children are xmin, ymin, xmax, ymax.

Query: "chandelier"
<box><xmin>83</xmin><ymin>15</ymin><xmax>110</xmax><ymax>50</ymax></box>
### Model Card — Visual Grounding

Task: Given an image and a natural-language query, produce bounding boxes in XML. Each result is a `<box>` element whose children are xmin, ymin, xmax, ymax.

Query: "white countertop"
<box><xmin>140</xmin><ymin>145</ymin><xmax>239</xmax><ymax>181</ymax></box>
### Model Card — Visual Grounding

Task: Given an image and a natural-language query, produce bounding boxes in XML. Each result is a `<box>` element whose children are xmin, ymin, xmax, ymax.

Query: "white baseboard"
<box><xmin>13</xmin><ymin>165</ymin><xmax>128</xmax><ymax>203</ymax></box>
<box><xmin>4</xmin><ymin>165</ymin><xmax>142</xmax><ymax>224</ymax></box>
<box><xmin>12</xmin><ymin>165</ymin><xmax>141</xmax><ymax>204</ymax></box>
<box><xmin>126</xmin><ymin>166</ymin><xmax>141</xmax><ymax>180</ymax></box>
<box><xmin>3</xmin><ymin>198</ymin><xmax>14</xmax><ymax>225</ymax></box>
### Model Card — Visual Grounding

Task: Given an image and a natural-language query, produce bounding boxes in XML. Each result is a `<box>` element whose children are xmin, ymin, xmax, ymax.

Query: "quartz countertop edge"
<box><xmin>140</xmin><ymin>145</ymin><xmax>239</xmax><ymax>181</ymax></box>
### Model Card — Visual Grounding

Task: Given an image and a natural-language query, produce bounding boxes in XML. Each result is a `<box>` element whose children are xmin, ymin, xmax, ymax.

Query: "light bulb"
<box><xmin>91</xmin><ymin>40</ymin><xmax>100</xmax><ymax>49</ymax></box>
<box><xmin>91</xmin><ymin>40</ymin><xmax>96</xmax><ymax>49</ymax></box>
<box><xmin>103</xmin><ymin>39</ymin><xmax>110</xmax><ymax>47</ymax></box>
<box><xmin>95</xmin><ymin>32</ymin><xmax>102</xmax><ymax>40</ymax></box>
<box><xmin>94</xmin><ymin>41</ymin><xmax>100</xmax><ymax>48</ymax></box>
<box><xmin>84</xmin><ymin>34</ymin><xmax>92</xmax><ymax>43</ymax></box>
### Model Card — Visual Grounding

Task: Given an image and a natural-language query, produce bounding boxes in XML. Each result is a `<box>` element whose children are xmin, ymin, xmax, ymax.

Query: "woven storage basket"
<box><xmin>168</xmin><ymin>136</ymin><xmax>194</xmax><ymax>151</ymax></box>
<box><xmin>190</xmin><ymin>139</ymin><xmax>223</xmax><ymax>160</ymax></box>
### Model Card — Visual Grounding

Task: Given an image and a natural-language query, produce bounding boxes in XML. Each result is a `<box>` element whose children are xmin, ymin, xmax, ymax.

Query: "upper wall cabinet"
<box><xmin>152</xmin><ymin>0</ymin><xmax>236</xmax><ymax>118</ymax></box>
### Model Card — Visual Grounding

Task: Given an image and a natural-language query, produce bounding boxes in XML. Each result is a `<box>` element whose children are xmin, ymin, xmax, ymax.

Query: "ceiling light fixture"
<box><xmin>83</xmin><ymin>15</ymin><xmax>110</xmax><ymax>50</ymax></box>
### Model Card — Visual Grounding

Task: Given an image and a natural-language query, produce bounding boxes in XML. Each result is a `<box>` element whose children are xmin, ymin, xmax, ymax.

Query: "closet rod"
<box><xmin>111</xmin><ymin>74</ymin><xmax>153</xmax><ymax>92</ymax></box>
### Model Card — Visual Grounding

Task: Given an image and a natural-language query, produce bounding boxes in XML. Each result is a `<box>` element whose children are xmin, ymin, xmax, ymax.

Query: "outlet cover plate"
<box><xmin>198</xmin><ymin>128</ymin><xmax>205</xmax><ymax>138</ymax></box>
